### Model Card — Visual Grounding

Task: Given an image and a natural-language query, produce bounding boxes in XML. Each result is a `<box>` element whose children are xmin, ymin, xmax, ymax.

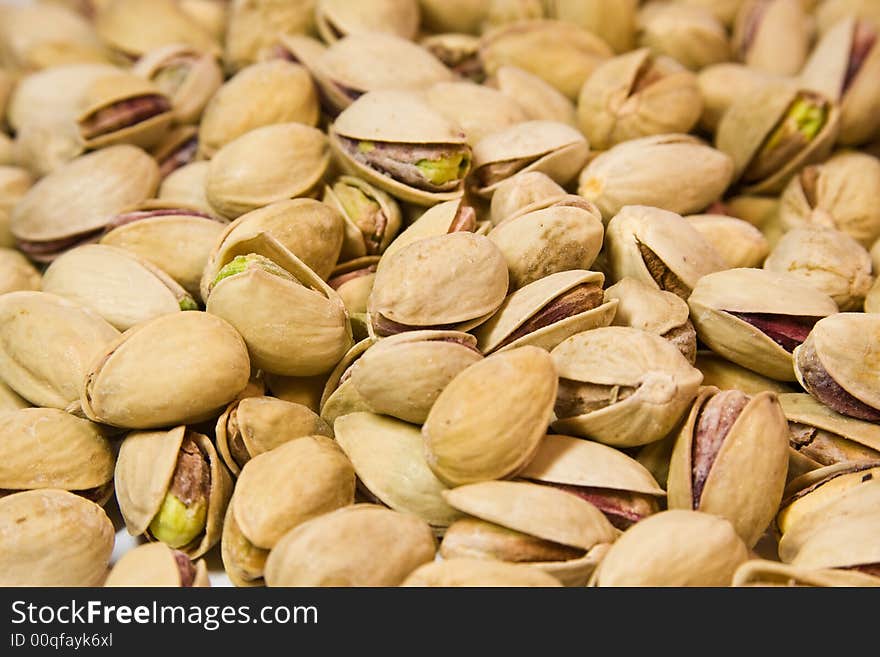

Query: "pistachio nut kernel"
<box><xmin>323</xmin><ymin>176</ymin><xmax>402</xmax><ymax>259</ymax></box>
<box><xmin>340</xmin><ymin>138</ymin><xmax>470</xmax><ymax>192</ymax></box>
<box><xmin>794</xmin><ymin>314</ymin><xmax>880</xmax><ymax>422</ymax></box>
<box><xmin>149</xmin><ymin>435</ymin><xmax>211</xmax><ymax>549</ymax></box>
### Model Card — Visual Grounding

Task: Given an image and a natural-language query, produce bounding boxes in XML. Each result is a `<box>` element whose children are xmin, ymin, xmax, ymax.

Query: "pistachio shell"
<box><xmin>0</xmin><ymin>291</ymin><xmax>120</xmax><ymax>409</ymax></box>
<box><xmin>334</xmin><ymin>412</ymin><xmax>463</xmax><ymax>529</ymax></box>
<box><xmin>224</xmin><ymin>0</ymin><xmax>315</xmax><ymax>72</ymax></box>
<box><xmin>636</xmin><ymin>2</ymin><xmax>731</xmax><ymax>71</ymax></box>
<box><xmin>553</xmin><ymin>0</ymin><xmax>638</xmax><ymax>53</ymax></box>
<box><xmin>316</xmin><ymin>0</ymin><xmax>419</xmax><ymax>43</ymax></box>
<box><xmin>867</xmin><ymin>277</ymin><xmax>880</xmax><ymax>314</ymax></box>
<box><xmin>694</xmin><ymin>352</ymin><xmax>796</xmax><ymax>395</ymax></box>
<box><xmin>488</xmin><ymin>171</ymin><xmax>566</xmax><ymax>226</ymax></box>
<box><xmin>425</xmin><ymin>81</ymin><xmax>528</xmax><ymax>147</ymax></box>
<box><xmin>221</xmin><ymin>501</ymin><xmax>268</xmax><ymax>587</ymax></box>
<box><xmin>590</xmin><ymin>510</ymin><xmax>748</xmax><ymax>586</ymax></box>
<box><xmin>423</xmin><ymin>347</ymin><xmax>557</xmax><ymax>486</ymax></box>
<box><xmin>0</xmin><ymin>380</ymin><xmax>30</xmax><ymax>416</ymax></box>
<box><xmin>687</xmin><ymin>214</ymin><xmax>769</xmax><ymax>269</ymax></box>
<box><xmin>605</xmin><ymin>277</ymin><xmax>691</xmax><ymax>338</ymax></box>
<box><xmin>0</xmin><ymin>247</ymin><xmax>41</xmax><ymax>295</ymax></box>
<box><xmin>696</xmin><ymin>63</ymin><xmax>779</xmax><ymax>133</ymax></box>
<box><xmin>487</xmin><ymin>66</ymin><xmax>577</xmax><ymax>126</ymax></box>
<box><xmin>419</xmin><ymin>0</ymin><xmax>487</xmax><ymax>33</ymax></box>
<box><xmin>377</xmin><ymin>199</ymin><xmax>477</xmax><ymax>266</ymax></box>
<box><xmin>0</xmin><ymin>489</ymin><xmax>114</xmax><ymax>586</ymax></box>
<box><xmin>402</xmin><ymin>558</ymin><xmax>562</xmax><ymax>587</ymax></box>
<box><xmin>323</xmin><ymin>176</ymin><xmax>401</xmax><ymax>261</ymax></box>
<box><xmin>319</xmin><ymin>338</ymin><xmax>375</xmax><ymax>426</ymax></box>
<box><xmin>158</xmin><ymin>161</ymin><xmax>213</xmax><ymax>215</ymax></box>
<box><xmin>105</xmin><ymin>542</ymin><xmax>209</xmax><ymax>587</ymax></box>
<box><xmin>733</xmin><ymin>0</ymin><xmax>809</xmax><ymax>76</ymax></box>
<box><xmin>732</xmin><ymin>559</ymin><xmax>880</xmax><ymax>587</ymax></box>
<box><xmin>264</xmin><ymin>504</ymin><xmax>436</xmax><ymax>586</ymax></box>
<box><xmin>81</xmin><ymin>311</ymin><xmax>250</xmax><ymax>429</ymax></box>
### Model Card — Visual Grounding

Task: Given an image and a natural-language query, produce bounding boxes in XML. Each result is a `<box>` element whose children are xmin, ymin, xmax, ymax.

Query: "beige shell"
<box><xmin>316</xmin><ymin>0</ymin><xmax>419</xmax><ymax>43</ymax></box>
<box><xmin>105</xmin><ymin>542</ymin><xmax>209</xmax><ymax>587</ymax></box>
<box><xmin>687</xmin><ymin>214</ymin><xmax>769</xmax><ymax>269</ymax></box>
<box><xmin>0</xmin><ymin>247</ymin><xmax>41</xmax><ymax>295</ymax></box>
<box><xmin>488</xmin><ymin>171</ymin><xmax>566</xmax><ymax>227</ymax></box>
<box><xmin>419</xmin><ymin>0</ymin><xmax>487</xmax><ymax>33</ymax></box>
<box><xmin>423</xmin><ymin>347</ymin><xmax>558</xmax><ymax>486</ymax></box>
<box><xmin>487</xmin><ymin>66</ymin><xmax>577</xmax><ymax>126</ymax></box>
<box><xmin>350</xmin><ymin>331</ymin><xmax>482</xmax><ymax>424</ymax></box>
<box><xmin>206</xmin><ymin>123</ymin><xmax>329</xmax><ymax>220</ymax></box>
<box><xmin>377</xmin><ymin>199</ymin><xmax>480</xmax><ymax>267</ymax></box>
<box><xmin>0</xmin><ymin>291</ymin><xmax>120</xmax><ymax>409</ymax></box>
<box><xmin>0</xmin><ymin>380</ymin><xmax>30</xmax><ymax>416</ymax></box>
<box><xmin>694</xmin><ymin>352</ymin><xmax>796</xmax><ymax>395</ymax></box>
<box><xmin>590</xmin><ymin>510</ymin><xmax>748</xmax><ymax>586</ymax></box>
<box><xmin>552</xmin><ymin>0</ymin><xmax>638</xmax><ymax>53</ymax></box>
<box><xmin>115</xmin><ymin>426</ymin><xmax>232</xmax><ymax>558</ymax></box>
<box><xmin>605</xmin><ymin>277</ymin><xmax>691</xmax><ymax>337</ymax></box>
<box><xmin>780</xmin><ymin>392</ymin><xmax>880</xmax><ymax>463</ymax></box>
<box><xmin>815</xmin><ymin>0</ymin><xmax>880</xmax><ymax>35</ymax></box>
<box><xmin>696</xmin><ymin>63</ymin><xmax>779</xmax><ymax>133</ymax></box>
<box><xmin>732</xmin><ymin>559</ymin><xmax>880</xmax><ymax>587</ymax></box>
<box><xmin>868</xmin><ymin>277</ymin><xmax>880</xmax><ymax>314</ymax></box>
<box><xmin>232</xmin><ymin>436</ymin><xmax>355</xmax><ymax>550</ymax></box>
<box><xmin>158</xmin><ymin>161</ymin><xmax>213</xmax><ymax>215</ymax></box>
<box><xmin>221</xmin><ymin>501</ymin><xmax>268</xmax><ymax>587</ymax></box>
<box><xmin>636</xmin><ymin>2</ymin><xmax>731</xmax><ymax>71</ymax></box>
<box><xmin>402</xmin><ymin>558</ymin><xmax>562</xmax><ymax>587</ymax></box>
<box><xmin>689</xmin><ymin>268</ymin><xmax>839</xmax><ymax>381</ymax></box>
<box><xmin>81</xmin><ymin>311</ymin><xmax>250</xmax><ymax>429</ymax></box>
<box><xmin>0</xmin><ymin>167</ymin><xmax>35</xmax><ymax>215</ymax></box>
<box><xmin>732</xmin><ymin>0</ymin><xmax>809</xmax><ymax>76</ymax></box>
<box><xmin>198</xmin><ymin>60</ymin><xmax>319</xmax><ymax>159</ymax></box>
<box><xmin>216</xmin><ymin>396</ymin><xmax>332</xmax><ymax>476</ymax></box>
<box><xmin>328</xmin><ymin>257</ymin><xmax>379</xmax><ymax>338</ymax></box>
<box><xmin>334</xmin><ymin>412</ymin><xmax>463</xmax><ymax>530</ymax></box>
<box><xmin>0</xmin><ymin>489</ymin><xmax>114</xmax><ymax>586</ymax></box>
<box><xmin>474</xmin><ymin>270</ymin><xmax>616</xmax><ymax>354</ymax></box>
<box><xmin>264</xmin><ymin>504</ymin><xmax>436</xmax><ymax>586</ymax></box>
<box><xmin>323</xmin><ymin>176</ymin><xmax>402</xmax><ymax>261</ymax></box>
<box><xmin>368</xmin><ymin>232</ymin><xmax>509</xmax><ymax>334</ymax></box>
<box><xmin>319</xmin><ymin>338</ymin><xmax>375</xmax><ymax>427</ymax></box>
<box><xmin>667</xmin><ymin>388</ymin><xmax>790</xmax><ymax>547</ymax></box>
<box><xmin>223</xmin><ymin>0</ymin><xmax>315</xmax><ymax>73</ymax></box>
<box><xmin>424</xmin><ymin>81</ymin><xmax>528</xmax><ymax>147</ymax></box>
<box><xmin>578</xmin><ymin>135</ymin><xmax>734</xmax><ymax>222</ymax></box>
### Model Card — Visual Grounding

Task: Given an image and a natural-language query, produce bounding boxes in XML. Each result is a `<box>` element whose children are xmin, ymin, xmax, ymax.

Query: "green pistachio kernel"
<box><xmin>358</xmin><ymin>141</ymin><xmax>375</xmax><ymax>153</ymax></box>
<box><xmin>763</xmin><ymin>95</ymin><xmax>827</xmax><ymax>154</ymax></box>
<box><xmin>179</xmin><ymin>296</ymin><xmax>199</xmax><ymax>311</ymax></box>
<box><xmin>211</xmin><ymin>254</ymin><xmax>296</xmax><ymax>289</ymax></box>
<box><xmin>149</xmin><ymin>493</ymin><xmax>207</xmax><ymax>549</ymax></box>
<box><xmin>416</xmin><ymin>152</ymin><xmax>469</xmax><ymax>185</ymax></box>
<box><xmin>334</xmin><ymin>183</ymin><xmax>379</xmax><ymax>223</ymax></box>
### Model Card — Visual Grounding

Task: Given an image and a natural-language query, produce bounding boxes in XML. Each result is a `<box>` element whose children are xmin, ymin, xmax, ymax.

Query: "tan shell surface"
<box><xmin>425</xmin><ymin>81</ymin><xmax>528</xmax><ymax>147</ymax></box>
<box><xmin>158</xmin><ymin>162</ymin><xmax>213</xmax><ymax>215</ymax></box>
<box><xmin>867</xmin><ymin>278</ymin><xmax>880</xmax><ymax>314</ymax></box>
<box><xmin>0</xmin><ymin>489</ymin><xmax>114</xmax><ymax>586</ymax></box>
<box><xmin>105</xmin><ymin>542</ymin><xmax>208</xmax><ymax>587</ymax></box>
<box><xmin>233</xmin><ymin>436</ymin><xmax>355</xmax><ymax>550</ymax></box>
<box><xmin>264</xmin><ymin>504</ymin><xmax>436</xmax><ymax>586</ymax></box>
<box><xmin>488</xmin><ymin>171</ymin><xmax>566</xmax><ymax>226</ymax></box>
<box><xmin>423</xmin><ymin>347</ymin><xmax>558</xmax><ymax>486</ymax></box>
<box><xmin>402</xmin><ymin>558</ymin><xmax>562</xmax><ymax>587</ymax></box>
<box><xmin>489</xmin><ymin>65</ymin><xmax>577</xmax><ymax>126</ymax></box>
<box><xmin>472</xmin><ymin>120</ymin><xmax>587</xmax><ymax>169</ymax></box>
<box><xmin>605</xmin><ymin>277</ymin><xmax>690</xmax><ymax>336</ymax></box>
<box><xmin>221</xmin><ymin>502</ymin><xmax>268</xmax><ymax>587</ymax></box>
<box><xmin>334</xmin><ymin>412</ymin><xmax>462</xmax><ymax>529</ymax></box>
<box><xmin>316</xmin><ymin>0</ymin><xmax>419</xmax><ymax>42</ymax></box>
<box><xmin>0</xmin><ymin>247</ymin><xmax>41</xmax><ymax>295</ymax></box>
<box><xmin>687</xmin><ymin>214</ymin><xmax>769</xmax><ymax>269</ymax></box>
<box><xmin>0</xmin><ymin>291</ymin><xmax>120</xmax><ymax>409</ymax></box>
<box><xmin>780</xmin><ymin>393</ymin><xmax>880</xmax><ymax>453</ymax></box>
<box><xmin>0</xmin><ymin>380</ymin><xmax>30</xmax><ymax>416</ymax></box>
<box><xmin>734</xmin><ymin>0</ymin><xmax>809</xmax><ymax>76</ymax></box>
<box><xmin>732</xmin><ymin>559</ymin><xmax>880</xmax><ymax>587</ymax></box>
<box><xmin>223</xmin><ymin>0</ymin><xmax>315</xmax><ymax>72</ymax></box>
<box><xmin>377</xmin><ymin>200</ymin><xmax>467</xmax><ymax>266</ymax></box>
<box><xmin>0</xmin><ymin>408</ymin><xmax>113</xmax><ymax>492</ymax></box>
<box><xmin>82</xmin><ymin>311</ymin><xmax>250</xmax><ymax>429</ymax></box>
<box><xmin>636</xmin><ymin>2</ymin><xmax>731</xmax><ymax>71</ymax></box>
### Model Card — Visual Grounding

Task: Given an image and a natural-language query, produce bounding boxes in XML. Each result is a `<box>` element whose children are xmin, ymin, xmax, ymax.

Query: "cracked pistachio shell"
<box><xmin>158</xmin><ymin>161</ymin><xmax>212</xmax><ymax>215</ymax></box>
<box><xmin>697</xmin><ymin>63</ymin><xmax>779</xmax><ymax>133</ymax></box>
<box><xmin>694</xmin><ymin>352</ymin><xmax>795</xmax><ymax>395</ymax></box>
<box><xmin>488</xmin><ymin>196</ymin><xmax>604</xmax><ymax>290</ymax></box>
<box><xmin>688</xmin><ymin>268</ymin><xmax>839</xmax><ymax>381</ymax></box>
<box><xmin>115</xmin><ymin>427</ymin><xmax>232</xmax><ymax>557</ymax></box>
<box><xmin>319</xmin><ymin>337</ymin><xmax>375</xmax><ymax>425</ymax></box>
<box><xmin>868</xmin><ymin>278</ymin><xmax>880</xmax><ymax>314</ymax></box>
<box><xmin>221</xmin><ymin>500</ymin><xmax>266</xmax><ymax>587</ymax></box>
<box><xmin>0</xmin><ymin>291</ymin><xmax>120</xmax><ymax>409</ymax></box>
<box><xmin>328</xmin><ymin>257</ymin><xmax>379</xmax><ymax>339</ymax></box>
<box><xmin>732</xmin><ymin>0</ymin><xmax>809</xmax><ymax>76</ymax></box>
<box><xmin>0</xmin><ymin>247</ymin><xmax>41</xmax><ymax>295</ymax></box>
<box><xmin>206</xmin><ymin>123</ymin><xmax>329</xmax><ymax>220</ymax></box>
<box><xmin>487</xmin><ymin>66</ymin><xmax>577</xmax><ymax>126</ymax></box>
<box><xmin>0</xmin><ymin>408</ymin><xmax>114</xmax><ymax>502</ymax></box>
<box><xmin>478</xmin><ymin>20</ymin><xmax>613</xmax><ymax>100</ymax></box>
<box><xmin>197</xmin><ymin>60</ymin><xmax>319</xmax><ymax>159</ymax></box>
<box><xmin>469</xmin><ymin>120</ymin><xmax>589</xmax><ymax>198</ymax></box>
<box><xmin>316</xmin><ymin>0</ymin><xmax>419</xmax><ymax>43</ymax></box>
<box><xmin>425</xmin><ymin>81</ymin><xmax>528</xmax><ymax>147</ymax></box>
<box><xmin>667</xmin><ymin>388</ymin><xmax>789</xmax><ymax>547</ymax></box>
<box><xmin>334</xmin><ymin>413</ymin><xmax>463</xmax><ymax>530</ymax></box>
<box><xmin>716</xmin><ymin>85</ymin><xmax>840</xmax><ymax>195</ymax></box>
<box><xmin>779</xmin><ymin>152</ymin><xmax>880</xmax><ymax>248</ymax></box>
<box><xmin>100</xmin><ymin>205</ymin><xmax>226</xmax><ymax>302</ymax></box>
<box><xmin>264</xmin><ymin>504</ymin><xmax>436</xmax><ymax>586</ymax></box>
<box><xmin>330</xmin><ymin>90</ymin><xmax>470</xmax><ymax>206</ymax></box>
<box><xmin>420</xmin><ymin>33</ymin><xmax>482</xmax><ymax>80</ymax></box>
<box><xmin>323</xmin><ymin>176</ymin><xmax>402</xmax><ymax>261</ymax></box>
<box><xmin>81</xmin><ymin>311</ymin><xmax>250</xmax><ymax>429</ymax></box>
<box><xmin>133</xmin><ymin>44</ymin><xmax>223</xmax><ymax>126</ymax></box>
<box><xmin>95</xmin><ymin>0</ymin><xmax>219</xmax><ymax>59</ymax></box>
<box><xmin>105</xmin><ymin>542</ymin><xmax>209</xmax><ymax>588</ymax></box>
<box><xmin>733</xmin><ymin>559</ymin><xmax>880</xmax><ymax>587</ymax></box>
<box><xmin>794</xmin><ymin>313</ymin><xmax>880</xmax><ymax>415</ymax></box>
<box><xmin>223</xmin><ymin>0</ymin><xmax>315</xmax><ymax>72</ymax></box>
<box><xmin>42</xmin><ymin>244</ymin><xmax>195</xmax><ymax>332</ymax></box>
<box><xmin>551</xmin><ymin>327</ymin><xmax>703</xmax><ymax>447</ymax></box>
<box><xmin>423</xmin><ymin>346</ymin><xmax>556</xmax><ymax>486</ymax></box>
<box><xmin>368</xmin><ymin>232</ymin><xmax>508</xmax><ymax>336</ymax></box>
<box><xmin>637</xmin><ymin>2</ymin><xmax>731</xmax><ymax>71</ymax></box>
<box><xmin>580</xmin><ymin>136</ymin><xmax>734</xmax><ymax>222</ymax></box>
<box><xmin>474</xmin><ymin>270</ymin><xmax>616</xmax><ymax>354</ymax></box>
<box><xmin>552</xmin><ymin>0</ymin><xmax>637</xmax><ymax>54</ymax></box>
<box><xmin>800</xmin><ymin>16</ymin><xmax>880</xmax><ymax>145</ymax></box>
<box><xmin>0</xmin><ymin>380</ymin><xmax>30</xmax><ymax>416</ymax></box>
<box><xmin>402</xmin><ymin>558</ymin><xmax>562</xmax><ymax>587</ymax></box>
<box><xmin>577</xmin><ymin>49</ymin><xmax>702</xmax><ymax>151</ymax></box>
<box><xmin>687</xmin><ymin>214</ymin><xmax>769</xmax><ymax>269</ymax></box>
<box><xmin>589</xmin><ymin>510</ymin><xmax>748</xmax><ymax>586</ymax></box>
<box><xmin>216</xmin><ymin>396</ymin><xmax>332</xmax><ymax>476</ymax></box>
<box><xmin>764</xmin><ymin>227</ymin><xmax>873</xmax><ymax>311</ymax></box>
<box><xmin>205</xmin><ymin>234</ymin><xmax>352</xmax><ymax>377</ymax></box>
<box><xmin>350</xmin><ymin>331</ymin><xmax>482</xmax><ymax>424</ymax></box>
<box><xmin>0</xmin><ymin>489</ymin><xmax>114</xmax><ymax>586</ymax></box>
<box><xmin>488</xmin><ymin>171</ymin><xmax>565</xmax><ymax>227</ymax></box>
<box><xmin>606</xmin><ymin>205</ymin><xmax>726</xmax><ymax>299</ymax></box>
<box><xmin>11</xmin><ymin>145</ymin><xmax>159</xmax><ymax>262</ymax></box>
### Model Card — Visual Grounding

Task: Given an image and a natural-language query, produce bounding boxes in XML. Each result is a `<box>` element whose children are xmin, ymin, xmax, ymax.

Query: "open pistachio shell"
<box><xmin>590</xmin><ymin>510</ymin><xmax>748</xmax><ymax>586</ymax></box>
<box><xmin>694</xmin><ymin>352</ymin><xmax>796</xmax><ymax>395</ymax></box>
<box><xmin>732</xmin><ymin>0</ymin><xmax>809</xmax><ymax>76</ymax></box>
<box><xmin>0</xmin><ymin>489</ymin><xmax>114</xmax><ymax>586</ymax></box>
<box><xmin>105</xmin><ymin>542</ymin><xmax>209</xmax><ymax>587</ymax></box>
<box><xmin>423</xmin><ymin>347</ymin><xmax>557</xmax><ymax>486</ymax></box>
<box><xmin>350</xmin><ymin>331</ymin><xmax>482</xmax><ymax>424</ymax></box>
<box><xmin>551</xmin><ymin>327</ymin><xmax>703</xmax><ymax>447</ymax></box>
<box><xmin>667</xmin><ymin>388</ymin><xmax>790</xmax><ymax>547</ymax></box>
<box><xmin>487</xmin><ymin>65</ymin><xmax>577</xmax><ymax>126</ymax></box>
<box><xmin>81</xmin><ymin>311</ymin><xmax>250</xmax><ymax>429</ymax></box>
<box><xmin>420</xmin><ymin>32</ymin><xmax>483</xmax><ymax>81</ymax></box>
<box><xmin>402</xmin><ymin>558</ymin><xmax>562</xmax><ymax>587</ymax></box>
<box><xmin>206</xmin><ymin>123</ymin><xmax>329</xmax><ymax>220</ymax></box>
<box><xmin>0</xmin><ymin>408</ymin><xmax>113</xmax><ymax>503</ymax></box>
<box><xmin>10</xmin><ymin>145</ymin><xmax>159</xmax><ymax>262</ymax></box>
<box><xmin>223</xmin><ymin>0</ymin><xmax>314</xmax><ymax>73</ymax></box>
<box><xmin>425</xmin><ymin>81</ymin><xmax>528</xmax><ymax>147</ymax></box>
<box><xmin>0</xmin><ymin>247</ymin><xmax>41</xmax><ymax>295</ymax></box>
<box><xmin>687</xmin><ymin>214</ymin><xmax>769</xmax><ymax>270</ymax></box>
<box><xmin>335</xmin><ymin>413</ymin><xmax>463</xmax><ymax>530</ymax></box>
<box><xmin>115</xmin><ymin>426</ymin><xmax>232</xmax><ymax>558</ymax></box>
<box><xmin>197</xmin><ymin>60</ymin><xmax>319</xmax><ymax>159</ymax></box>
<box><xmin>488</xmin><ymin>171</ymin><xmax>566</xmax><ymax>227</ymax></box>
<box><xmin>319</xmin><ymin>337</ymin><xmax>375</xmax><ymax>427</ymax></box>
<box><xmin>732</xmin><ymin>559</ymin><xmax>880</xmax><ymax>587</ymax></box>
<box><xmin>323</xmin><ymin>176</ymin><xmax>402</xmax><ymax>261</ymax></box>
<box><xmin>689</xmin><ymin>268</ymin><xmax>839</xmax><ymax>382</ymax></box>
<box><xmin>216</xmin><ymin>396</ymin><xmax>332</xmax><ymax>476</ymax></box>
<box><xmin>0</xmin><ymin>291</ymin><xmax>120</xmax><ymax>409</ymax></box>
<box><xmin>221</xmin><ymin>502</ymin><xmax>268</xmax><ymax>587</ymax></box>
<box><xmin>636</xmin><ymin>2</ymin><xmax>731</xmax><ymax>71</ymax></box>
<box><xmin>316</xmin><ymin>0</ymin><xmax>419</xmax><ymax>43</ymax></box>
<box><xmin>474</xmin><ymin>270</ymin><xmax>616</xmax><ymax>354</ymax></box>
<box><xmin>264</xmin><ymin>504</ymin><xmax>436</xmax><ymax>586</ymax></box>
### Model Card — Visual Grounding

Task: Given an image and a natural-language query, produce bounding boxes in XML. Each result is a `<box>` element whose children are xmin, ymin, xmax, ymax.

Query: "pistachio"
<box><xmin>323</xmin><ymin>176</ymin><xmax>401</xmax><ymax>260</ymax></box>
<box><xmin>402</xmin><ymin>558</ymin><xmax>562</xmax><ymax>587</ymax></box>
<box><xmin>158</xmin><ymin>161</ymin><xmax>213</xmax><ymax>215</ymax></box>
<box><xmin>0</xmin><ymin>247</ymin><xmax>41</xmax><ymax>295</ymax></box>
<box><xmin>694</xmin><ymin>351</ymin><xmax>797</xmax><ymax>395</ymax></box>
<box><xmin>224</xmin><ymin>0</ymin><xmax>314</xmax><ymax>73</ymax></box>
<box><xmin>486</xmin><ymin>65</ymin><xmax>577</xmax><ymax>126</ymax></box>
<box><xmin>732</xmin><ymin>559</ymin><xmax>880</xmax><ymax>587</ymax></box>
<box><xmin>105</xmin><ymin>542</ymin><xmax>209</xmax><ymax>588</ymax></box>
<box><xmin>151</xmin><ymin>125</ymin><xmax>199</xmax><ymax>179</ymax></box>
<box><xmin>696</xmin><ymin>63</ymin><xmax>779</xmax><ymax>133</ymax></box>
<box><xmin>421</xmin><ymin>33</ymin><xmax>484</xmax><ymax>81</ymax></box>
<box><xmin>488</xmin><ymin>172</ymin><xmax>565</xmax><ymax>227</ymax></box>
<box><xmin>636</xmin><ymin>2</ymin><xmax>731</xmax><ymax>71</ymax></box>
<box><xmin>425</xmin><ymin>81</ymin><xmax>528</xmax><ymax>147</ymax></box>
<box><xmin>732</xmin><ymin>0</ymin><xmax>809</xmax><ymax>75</ymax></box>
<box><xmin>552</xmin><ymin>0</ymin><xmax>638</xmax><ymax>54</ymax></box>
<box><xmin>316</xmin><ymin>0</ymin><xmax>419</xmax><ymax>43</ymax></box>
<box><xmin>686</xmin><ymin>214</ymin><xmax>769</xmax><ymax>269</ymax></box>
<box><xmin>319</xmin><ymin>338</ymin><xmax>376</xmax><ymax>427</ymax></box>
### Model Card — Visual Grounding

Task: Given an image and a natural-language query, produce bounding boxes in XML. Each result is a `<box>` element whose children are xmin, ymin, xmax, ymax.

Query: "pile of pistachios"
<box><xmin>1</xmin><ymin>0</ymin><xmax>879</xmax><ymax>588</ymax></box>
